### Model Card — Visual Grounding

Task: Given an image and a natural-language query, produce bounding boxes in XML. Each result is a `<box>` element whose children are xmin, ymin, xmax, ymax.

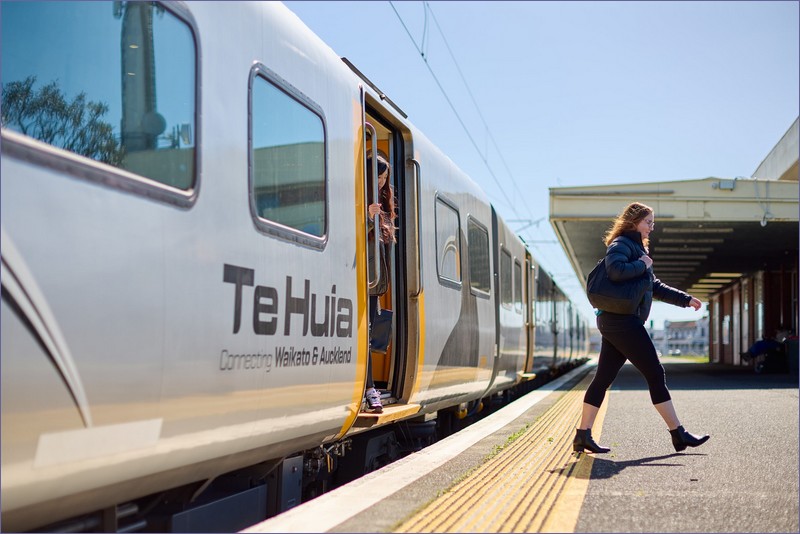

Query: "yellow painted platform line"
<box><xmin>541</xmin><ymin>391</ymin><xmax>608</xmax><ymax>533</ymax></box>
<box><xmin>396</xmin><ymin>372</ymin><xmax>607</xmax><ymax>533</ymax></box>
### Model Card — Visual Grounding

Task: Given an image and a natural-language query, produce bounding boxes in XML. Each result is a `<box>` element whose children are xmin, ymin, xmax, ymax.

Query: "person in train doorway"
<box><xmin>574</xmin><ymin>202</ymin><xmax>710</xmax><ymax>454</ymax></box>
<box><xmin>363</xmin><ymin>153</ymin><xmax>398</xmax><ymax>413</ymax></box>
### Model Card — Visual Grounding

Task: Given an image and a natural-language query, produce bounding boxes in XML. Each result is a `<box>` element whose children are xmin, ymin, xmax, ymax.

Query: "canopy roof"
<box><xmin>549</xmin><ymin>177</ymin><xmax>798</xmax><ymax>300</ymax></box>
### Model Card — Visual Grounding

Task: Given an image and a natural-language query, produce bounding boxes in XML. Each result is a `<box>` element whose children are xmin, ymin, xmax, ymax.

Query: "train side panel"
<box><xmin>405</xmin><ymin>134</ymin><xmax>496</xmax><ymax>410</ymax></box>
<box><xmin>488</xmin><ymin>212</ymin><xmax>528</xmax><ymax>394</ymax></box>
<box><xmin>1</xmin><ymin>2</ymin><xmax>364</xmax><ymax>530</ymax></box>
<box><xmin>0</xmin><ymin>1</ymin><xmax>591</xmax><ymax>530</ymax></box>
<box><xmin>532</xmin><ymin>263</ymin><xmax>557</xmax><ymax>372</ymax></box>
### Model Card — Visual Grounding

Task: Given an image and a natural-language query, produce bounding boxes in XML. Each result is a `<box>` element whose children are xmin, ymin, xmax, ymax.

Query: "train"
<box><xmin>0</xmin><ymin>2</ymin><xmax>590</xmax><ymax>532</ymax></box>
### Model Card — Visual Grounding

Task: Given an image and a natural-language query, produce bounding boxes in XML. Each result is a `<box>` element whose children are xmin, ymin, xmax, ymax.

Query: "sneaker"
<box><xmin>364</xmin><ymin>387</ymin><xmax>383</xmax><ymax>413</ymax></box>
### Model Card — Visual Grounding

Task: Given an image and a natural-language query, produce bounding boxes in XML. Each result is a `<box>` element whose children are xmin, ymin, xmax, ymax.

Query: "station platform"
<box><xmin>244</xmin><ymin>358</ymin><xmax>799</xmax><ymax>533</ymax></box>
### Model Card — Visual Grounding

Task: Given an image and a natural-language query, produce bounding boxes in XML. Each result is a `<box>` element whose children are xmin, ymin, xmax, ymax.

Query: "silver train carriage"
<box><xmin>0</xmin><ymin>2</ymin><xmax>590</xmax><ymax>531</ymax></box>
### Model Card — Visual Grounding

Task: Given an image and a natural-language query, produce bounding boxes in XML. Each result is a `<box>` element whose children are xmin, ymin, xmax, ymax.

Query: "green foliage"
<box><xmin>2</xmin><ymin>75</ymin><xmax>125</xmax><ymax>166</ymax></box>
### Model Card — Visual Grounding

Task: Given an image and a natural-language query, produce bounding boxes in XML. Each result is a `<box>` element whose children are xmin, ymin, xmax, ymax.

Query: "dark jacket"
<box><xmin>605</xmin><ymin>231</ymin><xmax>691</xmax><ymax>323</ymax></box>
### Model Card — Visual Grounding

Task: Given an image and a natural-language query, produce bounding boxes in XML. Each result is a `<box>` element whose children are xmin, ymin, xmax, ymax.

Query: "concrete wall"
<box><xmin>752</xmin><ymin>117</ymin><xmax>799</xmax><ymax>182</ymax></box>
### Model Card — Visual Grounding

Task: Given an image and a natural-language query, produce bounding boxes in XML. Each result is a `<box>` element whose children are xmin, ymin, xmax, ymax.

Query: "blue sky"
<box><xmin>284</xmin><ymin>0</ymin><xmax>799</xmax><ymax>328</ymax></box>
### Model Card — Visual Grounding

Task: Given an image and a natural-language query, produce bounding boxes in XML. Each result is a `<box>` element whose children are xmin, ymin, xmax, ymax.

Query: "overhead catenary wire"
<box><xmin>389</xmin><ymin>1</ymin><xmax>519</xmax><ymax>218</ymax></box>
<box><xmin>425</xmin><ymin>3</ymin><xmax>533</xmax><ymax>217</ymax></box>
<box><xmin>388</xmin><ymin>1</ymin><xmax>568</xmax><ymax>283</ymax></box>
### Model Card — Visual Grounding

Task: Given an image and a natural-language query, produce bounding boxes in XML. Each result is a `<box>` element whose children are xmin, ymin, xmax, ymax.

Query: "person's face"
<box><xmin>636</xmin><ymin>213</ymin><xmax>655</xmax><ymax>239</ymax></box>
<box><xmin>378</xmin><ymin>169</ymin><xmax>388</xmax><ymax>188</ymax></box>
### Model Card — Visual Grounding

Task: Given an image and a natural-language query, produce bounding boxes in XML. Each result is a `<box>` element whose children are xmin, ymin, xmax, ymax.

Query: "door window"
<box><xmin>435</xmin><ymin>197</ymin><xmax>461</xmax><ymax>284</ymax></box>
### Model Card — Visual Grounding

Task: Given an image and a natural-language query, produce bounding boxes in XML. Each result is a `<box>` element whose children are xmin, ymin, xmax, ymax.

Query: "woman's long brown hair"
<box><xmin>603</xmin><ymin>202</ymin><xmax>653</xmax><ymax>250</ymax></box>
<box><xmin>367</xmin><ymin>154</ymin><xmax>397</xmax><ymax>243</ymax></box>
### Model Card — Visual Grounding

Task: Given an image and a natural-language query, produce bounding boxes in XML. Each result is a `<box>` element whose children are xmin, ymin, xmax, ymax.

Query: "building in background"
<box><xmin>663</xmin><ymin>318</ymin><xmax>709</xmax><ymax>356</ymax></box>
<box><xmin>551</xmin><ymin>117</ymin><xmax>798</xmax><ymax>369</ymax></box>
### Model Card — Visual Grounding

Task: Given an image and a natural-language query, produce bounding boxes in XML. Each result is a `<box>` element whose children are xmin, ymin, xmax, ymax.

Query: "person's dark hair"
<box><xmin>604</xmin><ymin>202</ymin><xmax>653</xmax><ymax>249</ymax></box>
<box><xmin>367</xmin><ymin>154</ymin><xmax>397</xmax><ymax>243</ymax></box>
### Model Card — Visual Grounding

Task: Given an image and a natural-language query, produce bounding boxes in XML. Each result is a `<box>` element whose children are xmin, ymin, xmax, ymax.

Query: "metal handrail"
<box><xmin>409</xmin><ymin>158</ymin><xmax>423</xmax><ymax>297</ymax></box>
<box><xmin>365</xmin><ymin>122</ymin><xmax>381</xmax><ymax>291</ymax></box>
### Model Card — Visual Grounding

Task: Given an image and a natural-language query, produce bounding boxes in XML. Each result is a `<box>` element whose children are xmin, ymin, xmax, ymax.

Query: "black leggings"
<box><xmin>584</xmin><ymin>312</ymin><xmax>671</xmax><ymax>408</ymax></box>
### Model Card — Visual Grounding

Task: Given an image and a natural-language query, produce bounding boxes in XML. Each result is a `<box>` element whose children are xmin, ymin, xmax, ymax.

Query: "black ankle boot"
<box><xmin>669</xmin><ymin>425</ymin><xmax>710</xmax><ymax>452</ymax></box>
<box><xmin>573</xmin><ymin>428</ymin><xmax>610</xmax><ymax>453</ymax></box>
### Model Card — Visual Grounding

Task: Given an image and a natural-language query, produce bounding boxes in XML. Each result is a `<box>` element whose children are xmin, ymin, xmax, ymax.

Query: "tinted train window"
<box><xmin>435</xmin><ymin>197</ymin><xmax>461</xmax><ymax>284</ymax></box>
<box><xmin>251</xmin><ymin>70</ymin><xmax>326</xmax><ymax>241</ymax></box>
<box><xmin>500</xmin><ymin>248</ymin><xmax>512</xmax><ymax>308</ymax></box>
<box><xmin>1</xmin><ymin>2</ymin><xmax>196</xmax><ymax>190</ymax></box>
<box><xmin>467</xmin><ymin>218</ymin><xmax>491</xmax><ymax>295</ymax></box>
<box><xmin>514</xmin><ymin>259</ymin><xmax>523</xmax><ymax>312</ymax></box>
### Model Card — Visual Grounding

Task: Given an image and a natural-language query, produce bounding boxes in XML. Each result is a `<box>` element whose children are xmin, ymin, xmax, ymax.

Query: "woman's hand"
<box><xmin>368</xmin><ymin>203</ymin><xmax>382</xmax><ymax>217</ymax></box>
<box><xmin>639</xmin><ymin>254</ymin><xmax>653</xmax><ymax>269</ymax></box>
<box><xmin>688</xmin><ymin>297</ymin><xmax>702</xmax><ymax>311</ymax></box>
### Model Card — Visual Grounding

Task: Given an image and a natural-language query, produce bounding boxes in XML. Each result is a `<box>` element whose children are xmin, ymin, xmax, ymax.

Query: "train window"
<box><xmin>1</xmin><ymin>2</ymin><xmax>197</xmax><ymax>191</ymax></box>
<box><xmin>514</xmin><ymin>259</ymin><xmax>523</xmax><ymax>312</ymax></box>
<box><xmin>500</xmin><ymin>248</ymin><xmax>512</xmax><ymax>308</ymax></box>
<box><xmin>250</xmin><ymin>66</ymin><xmax>326</xmax><ymax>245</ymax></box>
<box><xmin>467</xmin><ymin>218</ymin><xmax>491</xmax><ymax>296</ymax></box>
<box><xmin>435</xmin><ymin>196</ymin><xmax>461</xmax><ymax>285</ymax></box>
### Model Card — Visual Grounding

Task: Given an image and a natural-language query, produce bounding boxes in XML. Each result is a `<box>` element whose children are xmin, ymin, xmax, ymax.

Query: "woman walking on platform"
<box><xmin>574</xmin><ymin>202</ymin><xmax>710</xmax><ymax>454</ymax></box>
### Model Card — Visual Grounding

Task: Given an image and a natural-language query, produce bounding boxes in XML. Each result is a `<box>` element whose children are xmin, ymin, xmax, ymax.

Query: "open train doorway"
<box><xmin>362</xmin><ymin>109</ymin><xmax>406</xmax><ymax>416</ymax></box>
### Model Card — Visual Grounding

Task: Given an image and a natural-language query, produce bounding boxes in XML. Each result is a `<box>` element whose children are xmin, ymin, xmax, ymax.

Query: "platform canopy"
<box><xmin>549</xmin><ymin>177</ymin><xmax>799</xmax><ymax>301</ymax></box>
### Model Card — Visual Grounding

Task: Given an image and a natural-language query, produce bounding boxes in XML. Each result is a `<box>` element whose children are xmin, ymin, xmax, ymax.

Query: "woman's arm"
<box><xmin>605</xmin><ymin>240</ymin><xmax>648</xmax><ymax>282</ymax></box>
<box><xmin>653</xmin><ymin>277</ymin><xmax>694</xmax><ymax>307</ymax></box>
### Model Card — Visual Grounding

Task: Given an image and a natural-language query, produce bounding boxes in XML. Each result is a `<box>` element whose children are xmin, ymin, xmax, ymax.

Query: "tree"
<box><xmin>2</xmin><ymin>75</ymin><xmax>125</xmax><ymax>166</ymax></box>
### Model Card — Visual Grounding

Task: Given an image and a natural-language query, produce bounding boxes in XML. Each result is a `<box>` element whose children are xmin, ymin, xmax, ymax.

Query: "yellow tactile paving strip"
<box><xmin>396</xmin><ymin>372</ymin><xmax>607</xmax><ymax>533</ymax></box>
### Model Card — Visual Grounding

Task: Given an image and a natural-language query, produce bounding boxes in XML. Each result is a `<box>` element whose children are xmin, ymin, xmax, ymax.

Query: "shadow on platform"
<box><xmin>549</xmin><ymin>452</ymin><xmax>709</xmax><ymax>481</ymax></box>
<box><xmin>606</xmin><ymin>361</ymin><xmax>798</xmax><ymax>391</ymax></box>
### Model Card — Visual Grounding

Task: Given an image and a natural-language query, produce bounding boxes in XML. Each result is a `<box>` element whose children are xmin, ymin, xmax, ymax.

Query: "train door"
<box><xmin>359</xmin><ymin>107</ymin><xmax>410</xmax><ymax>418</ymax></box>
<box><xmin>550</xmin><ymin>287</ymin><xmax>559</xmax><ymax>368</ymax></box>
<box><xmin>567</xmin><ymin>304</ymin><xmax>575</xmax><ymax>362</ymax></box>
<box><xmin>523</xmin><ymin>254</ymin><xmax>537</xmax><ymax>377</ymax></box>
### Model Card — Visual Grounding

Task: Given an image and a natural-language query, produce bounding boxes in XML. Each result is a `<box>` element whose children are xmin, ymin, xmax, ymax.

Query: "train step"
<box><xmin>355</xmin><ymin>403</ymin><xmax>421</xmax><ymax>427</ymax></box>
